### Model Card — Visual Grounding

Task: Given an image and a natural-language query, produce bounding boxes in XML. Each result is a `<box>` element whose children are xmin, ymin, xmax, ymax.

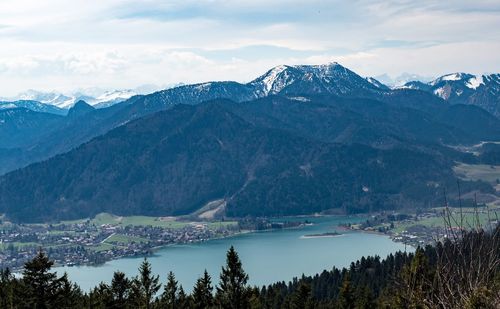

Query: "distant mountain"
<box><xmin>1</xmin><ymin>99</ymin><xmax>493</xmax><ymax>222</ymax></box>
<box><xmin>68</xmin><ymin>100</ymin><xmax>95</xmax><ymax>117</ymax></box>
<box><xmin>375</xmin><ymin>73</ymin><xmax>435</xmax><ymax>87</ymax></box>
<box><xmin>92</xmin><ymin>90</ymin><xmax>138</xmax><ymax>108</ymax></box>
<box><xmin>1</xmin><ymin>89</ymin><xmax>137</xmax><ymax>109</ymax></box>
<box><xmin>399</xmin><ymin>73</ymin><xmax>500</xmax><ymax>117</ymax></box>
<box><xmin>0</xmin><ymin>100</ymin><xmax>67</xmax><ymax>115</ymax></box>
<box><xmin>13</xmin><ymin>90</ymin><xmax>76</xmax><ymax>108</ymax></box>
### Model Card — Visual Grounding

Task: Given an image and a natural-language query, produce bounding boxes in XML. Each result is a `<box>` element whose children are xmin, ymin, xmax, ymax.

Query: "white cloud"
<box><xmin>0</xmin><ymin>0</ymin><xmax>498</xmax><ymax>95</ymax></box>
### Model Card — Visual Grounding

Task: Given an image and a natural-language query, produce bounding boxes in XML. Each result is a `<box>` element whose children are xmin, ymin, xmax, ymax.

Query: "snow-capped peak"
<box><xmin>430</xmin><ymin>72</ymin><xmax>472</xmax><ymax>86</ymax></box>
<box><xmin>16</xmin><ymin>90</ymin><xmax>75</xmax><ymax>108</ymax></box>
<box><xmin>94</xmin><ymin>89</ymin><xmax>136</xmax><ymax>104</ymax></box>
<box><xmin>441</xmin><ymin>73</ymin><xmax>464</xmax><ymax>81</ymax></box>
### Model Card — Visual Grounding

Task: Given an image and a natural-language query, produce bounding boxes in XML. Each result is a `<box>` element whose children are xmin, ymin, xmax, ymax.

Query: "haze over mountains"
<box><xmin>0</xmin><ymin>62</ymin><xmax>498</xmax><ymax>222</ymax></box>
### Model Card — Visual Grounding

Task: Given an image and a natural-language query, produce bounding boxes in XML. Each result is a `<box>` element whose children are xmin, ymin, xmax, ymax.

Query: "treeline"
<box><xmin>0</xmin><ymin>226</ymin><xmax>499</xmax><ymax>308</ymax></box>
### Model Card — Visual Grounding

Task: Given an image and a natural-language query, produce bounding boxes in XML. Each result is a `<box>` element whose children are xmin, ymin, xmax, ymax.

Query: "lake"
<box><xmin>56</xmin><ymin>216</ymin><xmax>411</xmax><ymax>292</ymax></box>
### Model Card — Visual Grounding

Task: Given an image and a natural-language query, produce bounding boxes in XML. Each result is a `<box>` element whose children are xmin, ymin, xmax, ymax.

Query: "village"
<box><xmin>0</xmin><ymin>215</ymin><xmax>240</xmax><ymax>271</ymax></box>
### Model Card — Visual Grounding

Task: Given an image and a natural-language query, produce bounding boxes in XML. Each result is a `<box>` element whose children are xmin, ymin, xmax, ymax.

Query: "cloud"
<box><xmin>0</xmin><ymin>0</ymin><xmax>498</xmax><ymax>95</ymax></box>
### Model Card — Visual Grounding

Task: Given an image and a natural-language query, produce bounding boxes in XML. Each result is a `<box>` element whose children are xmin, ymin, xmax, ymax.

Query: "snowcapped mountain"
<box><xmin>375</xmin><ymin>73</ymin><xmax>435</xmax><ymax>87</ymax></box>
<box><xmin>1</xmin><ymin>89</ymin><xmax>137</xmax><ymax>110</ymax></box>
<box><xmin>400</xmin><ymin>73</ymin><xmax>500</xmax><ymax>117</ymax></box>
<box><xmin>135</xmin><ymin>62</ymin><xmax>389</xmax><ymax>114</ymax></box>
<box><xmin>249</xmin><ymin>62</ymin><xmax>387</xmax><ymax>98</ymax></box>
<box><xmin>0</xmin><ymin>100</ymin><xmax>67</xmax><ymax>115</ymax></box>
<box><xmin>13</xmin><ymin>90</ymin><xmax>75</xmax><ymax>108</ymax></box>
<box><xmin>92</xmin><ymin>90</ymin><xmax>137</xmax><ymax>108</ymax></box>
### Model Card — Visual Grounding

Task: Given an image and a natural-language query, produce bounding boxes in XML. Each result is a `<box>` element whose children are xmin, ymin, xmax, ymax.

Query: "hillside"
<box><xmin>1</xmin><ymin>63</ymin><xmax>498</xmax><ymax>176</ymax></box>
<box><xmin>0</xmin><ymin>99</ymin><xmax>495</xmax><ymax>222</ymax></box>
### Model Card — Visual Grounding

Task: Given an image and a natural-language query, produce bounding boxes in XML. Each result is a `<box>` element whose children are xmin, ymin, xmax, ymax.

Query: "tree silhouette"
<box><xmin>192</xmin><ymin>269</ymin><xmax>214</xmax><ymax>309</ymax></box>
<box><xmin>216</xmin><ymin>246</ymin><xmax>250</xmax><ymax>309</ymax></box>
<box><xmin>131</xmin><ymin>258</ymin><xmax>161</xmax><ymax>309</ymax></box>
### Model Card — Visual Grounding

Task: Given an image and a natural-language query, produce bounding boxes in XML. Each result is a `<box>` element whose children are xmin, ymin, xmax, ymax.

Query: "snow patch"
<box><xmin>95</xmin><ymin>90</ymin><xmax>136</xmax><ymax>103</ymax></box>
<box><xmin>0</xmin><ymin>103</ymin><xmax>17</xmax><ymax>109</ymax></box>
<box><xmin>289</xmin><ymin>96</ymin><xmax>310</xmax><ymax>102</ymax></box>
<box><xmin>466</xmin><ymin>75</ymin><xmax>484</xmax><ymax>89</ymax></box>
<box><xmin>441</xmin><ymin>73</ymin><xmax>463</xmax><ymax>81</ymax></box>
<box><xmin>261</xmin><ymin>65</ymin><xmax>288</xmax><ymax>93</ymax></box>
<box><xmin>434</xmin><ymin>87</ymin><xmax>448</xmax><ymax>99</ymax></box>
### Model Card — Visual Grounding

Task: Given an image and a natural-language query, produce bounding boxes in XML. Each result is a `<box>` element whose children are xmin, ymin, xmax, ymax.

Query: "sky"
<box><xmin>0</xmin><ymin>0</ymin><xmax>499</xmax><ymax>96</ymax></box>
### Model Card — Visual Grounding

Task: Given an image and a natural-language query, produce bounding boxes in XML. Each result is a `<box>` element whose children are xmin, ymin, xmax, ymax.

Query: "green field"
<box><xmin>453</xmin><ymin>163</ymin><xmax>500</xmax><ymax>185</ymax></box>
<box><xmin>392</xmin><ymin>210</ymin><xmax>499</xmax><ymax>233</ymax></box>
<box><xmin>57</xmin><ymin>213</ymin><xmax>237</xmax><ymax>229</ymax></box>
<box><xmin>90</xmin><ymin>243</ymin><xmax>116</xmax><ymax>252</ymax></box>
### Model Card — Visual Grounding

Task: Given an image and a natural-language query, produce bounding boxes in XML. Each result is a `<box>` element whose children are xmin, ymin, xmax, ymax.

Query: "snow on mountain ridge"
<box><xmin>3</xmin><ymin>89</ymin><xmax>138</xmax><ymax>109</ymax></box>
<box><xmin>466</xmin><ymin>76</ymin><xmax>484</xmax><ymax>90</ymax></box>
<box><xmin>95</xmin><ymin>89</ymin><xmax>136</xmax><ymax>104</ymax></box>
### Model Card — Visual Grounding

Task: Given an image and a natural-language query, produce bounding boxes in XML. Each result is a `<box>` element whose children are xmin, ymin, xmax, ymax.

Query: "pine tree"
<box><xmin>89</xmin><ymin>282</ymin><xmax>113</xmax><ymax>308</ymax></box>
<box><xmin>0</xmin><ymin>268</ymin><xmax>14</xmax><ymax>309</ymax></box>
<box><xmin>396</xmin><ymin>247</ymin><xmax>433</xmax><ymax>308</ymax></box>
<box><xmin>110</xmin><ymin>271</ymin><xmax>131</xmax><ymax>308</ymax></box>
<box><xmin>355</xmin><ymin>285</ymin><xmax>376</xmax><ymax>309</ymax></box>
<box><xmin>131</xmin><ymin>258</ymin><xmax>161</xmax><ymax>309</ymax></box>
<box><xmin>192</xmin><ymin>269</ymin><xmax>214</xmax><ymax>309</ymax></box>
<box><xmin>161</xmin><ymin>271</ymin><xmax>178</xmax><ymax>309</ymax></box>
<box><xmin>21</xmin><ymin>250</ymin><xmax>59</xmax><ymax>308</ymax></box>
<box><xmin>291</xmin><ymin>282</ymin><xmax>313</xmax><ymax>309</ymax></box>
<box><xmin>177</xmin><ymin>285</ymin><xmax>189</xmax><ymax>309</ymax></box>
<box><xmin>52</xmin><ymin>273</ymin><xmax>84</xmax><ymax>308</ymax></box>
<box><xmin>216</xmin><ymin>246</ymin><xmax>250</xmax><ymax>309</ymax></box>
<box><xmin>338</xmin><ymin>274</ymin><xmax>355</xmax><ymax>309</ymax></box>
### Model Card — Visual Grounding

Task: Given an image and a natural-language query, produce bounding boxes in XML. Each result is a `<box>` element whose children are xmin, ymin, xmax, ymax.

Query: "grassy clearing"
<box><xmin>453</xmin><ymin>163</ymin><xmax>500</xmax><ymax>185</ymax></box>
<box><xmin>392</xmin><ymin>211</ymin><xmax>500</xmax><ymax>233</ymax></box>
<box><xmin>57</xmin><ymin>213</ymin><xmax>190</xmax><ymax>229</ymax></box>
<box><xmin>57</xmin><ymin>213</ymin><xmax>238</xmax><ymax>229</ymax></box>
<box><xmin>89</xmin><ymin>243</ymin><xmax>116</xmax><ymax>252</ymax></box>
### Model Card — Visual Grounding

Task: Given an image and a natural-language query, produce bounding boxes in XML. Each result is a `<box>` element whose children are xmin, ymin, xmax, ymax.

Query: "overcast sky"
<box><xmin>0</xmin><ymin>0</ymin><xmax>499</xmax><ymax>95</ymax></box>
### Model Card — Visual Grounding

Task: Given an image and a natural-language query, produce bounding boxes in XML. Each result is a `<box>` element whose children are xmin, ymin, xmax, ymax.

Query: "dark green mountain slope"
<box><xmin>0</xmin><ymin>100</ymin><xmax>493</xmax><ymax>222</ymax></box>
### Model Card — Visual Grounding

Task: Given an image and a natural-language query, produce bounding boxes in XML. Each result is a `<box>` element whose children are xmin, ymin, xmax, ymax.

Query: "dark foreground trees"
<box><xmin>0</xmin><ymin>226</ymin><xmax>498</xmax><ymax>308</ymax></box>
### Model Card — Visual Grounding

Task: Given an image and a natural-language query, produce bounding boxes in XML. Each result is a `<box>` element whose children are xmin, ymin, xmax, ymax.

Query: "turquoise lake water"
<box><xmin>56</xmin><ymin>216</ymin><xmax>411</xmax><ymax>292</ymax></box>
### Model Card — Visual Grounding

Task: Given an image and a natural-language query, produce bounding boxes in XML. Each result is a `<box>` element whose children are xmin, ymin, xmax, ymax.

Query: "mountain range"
<box><xmin>399</xmin><ymin>73</ymin><xmax>500</xmax><ymax>117</ymax></box>
<box><xmin>0</xmin><ymin>89</ymin><xmax>138</xmax><ymax>110</ymax></box>
<box><xmin>0</xmin><ymin>62</ymin><xmax>498</xmax><ymax>222</ymax></box>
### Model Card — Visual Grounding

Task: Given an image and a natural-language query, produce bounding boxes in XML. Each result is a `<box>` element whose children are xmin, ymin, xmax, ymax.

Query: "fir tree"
<box><xmin>110</xmin><ymin>271</ymin><xmax>131</xmax><ymax>308</ymax></box>
<box><xmin>338</xmin><ymin>274</ymin><xmax>355</xmax><ymax>309</ymax></box>
<box><xmin>177</xmin><ymin>286</ymin><xmax>189</xmax><ymax>309</ymax></box>
<box><xmin>21</xmin><ymin>250</ymin><xmax>59</xmax><ymax>308</ymax></box>
<box><xmin>291</xmin><ymin>282</ymin><xmax>313</xmax><ymax>309</ymax></box>
<box><xmin>192</xmin><ymin>269</ymin><xmax>214</xmax><ymax>309</ymax></box>
<box><xmin>0</xmin><ymin>268</ymin><xmax>14</xmax><ymax>309</ymax></box>
<box><xmin>131</xmin><ymin>258</ymin><xmax>161</xmax><ymax>309</ymax></box>
<box><xmin>52</xmin><ymin>273</ymin><xmax>84</xmax><ymax>308</ymax></box>
<box><xmin>161</xmin><ymin>271</ymin><xmax>178</xmax><ymax>309</ymax></box>
<box><xmin>216</xmin><ymin>246</ymin><xmax>250</xmax><ymax>309</ymax></box>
